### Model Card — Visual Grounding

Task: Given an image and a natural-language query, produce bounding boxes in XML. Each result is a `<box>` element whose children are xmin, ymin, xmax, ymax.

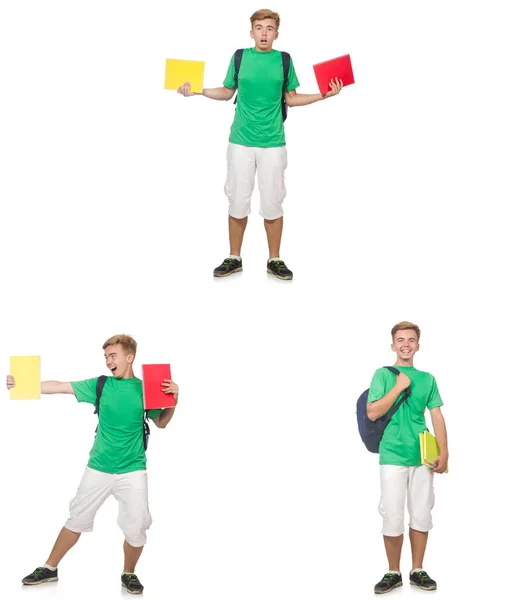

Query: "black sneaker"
<box><xmin>410</xmin><ymin>570</ymin><xmax>437</xmax><ymax>590</ymax></box>
<box><xmin>22</xmin><ymin>566</ymin><xmax>58</xmax><ymax>585</ymax></box>
<box><xmin>121</xmin><ymin>573</ymin><xmax>144</xmax><ymax>595</ymax></box>
<box><xmin>213</xmin><ymin>257</ymin><xmax>242</xmax><ymax>277</ymax></box>
<box><xmin>374</xmin><ymin>573</ymin><xmax>403</xmax><ymax>594</ymax></box>
<box><xmin>267</xmin><ymin>259</ymin><xmax>293</xmax><ymax>280</ymax></box>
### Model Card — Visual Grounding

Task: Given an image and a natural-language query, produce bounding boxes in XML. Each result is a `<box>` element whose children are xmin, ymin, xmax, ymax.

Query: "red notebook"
<box><xmin>142</xmin><ymin>364</ymin><xmax>175</xmax><ymax>409</ymax></box>
<box><xmin>313</xmin><ymin>54</ymin><xmax>355</xmax><ymax>95</ymax></box>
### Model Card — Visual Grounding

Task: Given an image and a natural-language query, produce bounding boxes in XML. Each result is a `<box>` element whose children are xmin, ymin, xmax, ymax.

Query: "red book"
<box><xmin>313</xmin><ymin>54</ymin><xmax>355</xmax><ymax>95</ymax></box>
<box><xmin>142</xmin><ymin>364</ymin><xmax>175</xmax><ymax>409</ymax></box>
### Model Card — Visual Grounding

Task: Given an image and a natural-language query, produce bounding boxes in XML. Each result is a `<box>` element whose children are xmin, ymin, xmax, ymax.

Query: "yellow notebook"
<box><xmin>10</xmin><ymin>356</ymin><xmax>41</xmax><ymax>400</ymax></box>
<box><xmin>420</xmin><ymin>431</ymin><xmax>448</xmax><ymax>473</ymax></box>
<box><xmin>164</xmin><ymin>58</ymin><xmax>205</xmax><ymax>93</ymax></box>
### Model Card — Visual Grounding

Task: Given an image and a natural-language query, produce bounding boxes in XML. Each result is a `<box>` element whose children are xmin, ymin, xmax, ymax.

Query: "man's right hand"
<box><xmin>6</xmin><ymin>375</ymin><xmax>16</xmax><ymax>389</ymax></box>
<box><xmin>395</xmin><ymin>372</ymin><xmax>411</xmax><ymax>391</ymax></box>
<box><xmin>177</xmin><ymin>82</ymin><xmax>196</xmax><ymax>97</ymax></box>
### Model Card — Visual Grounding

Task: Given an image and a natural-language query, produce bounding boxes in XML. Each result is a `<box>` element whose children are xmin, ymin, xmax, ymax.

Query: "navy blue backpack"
<box><xmin>357</xmin><ymin>366</ymin><xmax>411</xmax><ymax>453</ymax></box>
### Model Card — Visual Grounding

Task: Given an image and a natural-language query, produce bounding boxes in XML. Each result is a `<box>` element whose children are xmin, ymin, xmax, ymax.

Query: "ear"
<box><xmin>275</xmin><ymin>31</ymin><xmax>279</xmax><ymax>39</ymax></box>
<box><xmin>391</xmin><ymin>343</ymin><xmax>395</xmax><ymax>351</ymax></box>
<box><xmin>127</xmin><ymin>353</ymin><xmax>134</xmax><ymax>363</ymax></box>
<box><xmin>250</xmin><ymin>30</ymin><xmax>254</xmax><ymax>39</ymax></box>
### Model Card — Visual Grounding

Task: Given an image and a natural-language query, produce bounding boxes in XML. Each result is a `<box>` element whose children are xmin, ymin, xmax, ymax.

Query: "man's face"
<box><xmin>250</xmin><ymin>18</ymin><xmax>278</xmax><ymax>51</ymax></box>
<box><xmin>104</xmin><ymin>344</ymin><xmax>133</xmax><ymax>378</ymax></box>
<box><xmin>391</xmin><ymin>329</ymin><xmax>419</xmax><ymax>363</ymax></box>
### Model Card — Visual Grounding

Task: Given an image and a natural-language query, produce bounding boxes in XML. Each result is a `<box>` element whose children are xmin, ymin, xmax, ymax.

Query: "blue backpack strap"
<box><xmin>143</xmin><ymin>412</ymin><xmax>151</xmax><ymax>451</ymax></box>
<box><xmin>280</xmin><ymin>51</ymin><xmax>290</xmax><ymax>121</ymax></box>
<box><xmin>281</xmin><ymin>51</ymin><xmax>290</xmax><ymax>91</ymax></box>
<box><xmin>94</xmin><ymin>375</ymin><xmax>108</xmax><ymax>434</ymax></box>
<box><xmin>233</xmin><ymin>48</ymin><xmax>244</xmax><ymax>105</ymax></box>
<box><xmin>94</xmin><ymin>375</ymin><xmax>108</xmax><ymax>415</ymax></box>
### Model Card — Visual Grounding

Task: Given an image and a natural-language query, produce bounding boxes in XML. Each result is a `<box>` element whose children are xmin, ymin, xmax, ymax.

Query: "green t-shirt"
<box><xmin>223</xmin><ymin>48</ymin><xmax>300</xmax><ymax>148</ymax></box>
<box><xmin>71</xmin><ymin>376</ymin><xmax>162</xmax><ymax>474</ymax></box>
<box><xmin>367</xmin><ymin>366</ymin><xmax>443</xmax><ymax>467</ymax></box>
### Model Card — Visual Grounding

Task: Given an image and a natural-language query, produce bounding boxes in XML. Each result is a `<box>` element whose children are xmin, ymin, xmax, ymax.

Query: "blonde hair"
<box><xmin>250</xmin><ymin>9</ymin><xmax>280</xmax><ymax>29</ymax></box>
<box><xmin>102</xmin><ymin>334</ymin><xmax>137</xmax><ymax>357</ymax></box>
<box><xmin>391</xmin><ymin>321</ymin><xmax>421</xmax><ymax>341</ymax></box>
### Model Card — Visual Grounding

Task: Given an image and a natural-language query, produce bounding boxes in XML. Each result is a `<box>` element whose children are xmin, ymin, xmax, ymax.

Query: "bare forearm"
<box><xmin>157</xmin><ymin>407</ymin><xmax>176</xmax><ymax>428</ymax></box>
<box><xmin>367</xmin><ymin>385</ymin><xmax>403</xmax><ymax>421</ymax></box>
<box><xmin>432</xmin><ymin>414</ymin><xmax>448</xmax><ymax>454</ymax></box>
<box><xmin>41</xmin><ymin>381</ymin><xmax>74</xmax><ymax>394</ymax></box>
<box><xmin>287</xmin><ymin>93</ymin><xmax>323</xmax><ymax>107</ymax></box>
<box><xmin>202</xmin><ymin>87</ymin><xmax>235</xmax><ymax>101</ymax></box>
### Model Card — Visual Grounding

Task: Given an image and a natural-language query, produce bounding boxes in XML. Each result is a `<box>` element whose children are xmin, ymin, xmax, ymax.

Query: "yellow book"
<box><xmin>10</xmin><ymin>356</ymin><xmax>41</xmax><ymax>400</ymax></box>
<box><xmin>164</xmin><ymin>58</ymin><xmax>205</xmax><ymax>93</ymax></box>
<box><xmin>420</xmin><ymin>430</ymin><xmax>448</xmax><ymax>473</ymax></box>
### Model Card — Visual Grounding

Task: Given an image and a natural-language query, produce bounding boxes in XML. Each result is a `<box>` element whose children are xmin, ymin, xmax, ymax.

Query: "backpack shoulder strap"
<box><xmin>234</xmin><ymin>48</ymin><xmax>244</xmax><ymax>87</ymax></box>
<box><xmin>281</xmin><ymin>51</ymin><xmax>290</xmax><ymax>91</ymax></box>
<box><xmin>233</xmin><ymin>49</ymin><xmax>244</xmax><ymax>105</ymax></box>
<box><xmin>94</xmin><ymin>375</ymin><xmax>108</xmax><ymax>415</ymax></box>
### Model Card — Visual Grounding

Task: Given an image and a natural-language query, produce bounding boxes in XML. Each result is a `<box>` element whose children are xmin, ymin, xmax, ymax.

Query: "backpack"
<box><xmin>94</xmin><ymin>375</ymin><xmax>151</xmax><ymax>451</ymax></box>
<box><xmin>233</xmin><ymin>48</ymin><xmax>291</xmax><ymax>122</ymax></box>
<box><xmin>356</xmin><ymin>366</ymin><xmax>411</xmax><ymax>453</ymax></box>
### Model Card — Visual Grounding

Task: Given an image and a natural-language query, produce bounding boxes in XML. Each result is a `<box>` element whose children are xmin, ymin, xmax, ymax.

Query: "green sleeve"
<box><xmin>71</xmin><ymin>378</ymin><xmax>99</xmax><ymax>405</ymax></box>
<box><xmin>427</xmin><ymin>377</ymin><xmax>443</xmax><ymax>409</ymax></box>
<box><xmin>147</xmin><ymin>409</ymin><xmax>163</xmax><ymax>420</ymax></box>
<box><xmin>286</xmin><ymin>57</ymin><xmax>300</xmax><ymax>92</ymax></box>
<box><xmin>367</xmin><ymin>368</ymin><xmax>390</xmax><ymax>403</ymax></box>
<box><xmin>223</xmin><ymin>54</ymin><xmax>236</xmax><ymax>89</ymax></box>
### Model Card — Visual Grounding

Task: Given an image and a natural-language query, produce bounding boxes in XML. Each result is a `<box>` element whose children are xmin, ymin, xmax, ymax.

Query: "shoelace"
<box><xmin>415</xmin><ymin>571</ymin><xmax>430</xmax><ymax>581</ymax></box>
<box><xmin>383</xmin><ymin>573</ymin><xmax>398</xmax><ymax>581</ymax></box>
<box><xmin>124</xmin><ymin>574</ymin><xmax>140</xmax><ymax>583</ymax></box>
<box><xmin>271</xmin><ymin>260</ymin><xmax>287</xmax><ymax>268</ymax></box>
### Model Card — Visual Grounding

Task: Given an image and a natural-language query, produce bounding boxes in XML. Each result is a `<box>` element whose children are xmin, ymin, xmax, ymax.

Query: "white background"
<box><xmin>1</xmin><ymin>0</ymin><xmax>503</xmax><ymax>598</ymax></box>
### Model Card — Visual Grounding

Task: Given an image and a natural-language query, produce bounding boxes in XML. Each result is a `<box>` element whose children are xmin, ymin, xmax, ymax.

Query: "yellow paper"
<box><xmin>10</xmin><ymin>356</ymin><xmax>40</xmax><ymax>400</ymax></box>
<box><xmin>164</xmin><ymin>58</ymin><xmax>205</xmax><ymax>93</ymax></box>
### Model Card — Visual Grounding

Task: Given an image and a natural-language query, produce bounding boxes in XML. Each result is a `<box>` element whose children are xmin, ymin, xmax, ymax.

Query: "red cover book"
<box><xmin>313</xmin><ymin>54</ymin><xmax>355</xmax><ymax>95</ymax></box>
<box><xmin>142</xmin><ymin>364</ymin><xmax>175</xmax><ymax>409</ymax></box>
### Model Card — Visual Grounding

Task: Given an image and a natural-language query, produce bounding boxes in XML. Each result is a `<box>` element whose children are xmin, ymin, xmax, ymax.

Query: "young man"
<box><xmin>6</xmin><ymin>334</ymin><xmax>179</xmax><ymax>595</ymax></box>
<box><xmin>177</xmin><ymin>9</ymin><xmax>343</xmax><ymax>280</ymax></box>
<box><xmin>366</xmin><ymin>322</ymin><xmax>448</xmax><ymax>594</ymax></box>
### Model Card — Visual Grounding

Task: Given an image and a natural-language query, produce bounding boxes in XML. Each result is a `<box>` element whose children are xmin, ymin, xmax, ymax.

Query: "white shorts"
<box><xmin>65</xmin><ymin>467</ymin><xmax>152</xmax><ymax>547</ymax></box>
<box><xmin>224</xmin><ymin>143</ymin><xmax>288</xmax><ymax>220</ymax></box>
<box><xmin>378</xmin><ymin>465</ymin><xmax>435</xmax><ymax>537</ymax></box>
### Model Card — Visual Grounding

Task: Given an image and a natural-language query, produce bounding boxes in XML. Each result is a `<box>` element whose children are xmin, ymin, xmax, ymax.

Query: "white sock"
<box><xmin>229</xmin><ymin>255</ymin><xmax>241</xmax><ymax>261</ymax></box>
<box><xmin>269</xmin><ymin>257</ymin><xmax>280</xmax><ymax>262</ymax></box>
<box><xmin>43</xmin><ymin>563</ymin><xmax>57</xmax><ymax>571</ymax></box>
<box><xmin>411</xmin><ymin>568</ymin><xmax>423</xmax><ymax>575</ymax></box>
<box><xmin>388</xmin><ymin>570</ymin><xmax>401</xmax><ymax>576</ymax></box>
<box><xmin>123</xmin><ymin>571</ymin><xmax>135</xmax><ymax>575</ymax></box>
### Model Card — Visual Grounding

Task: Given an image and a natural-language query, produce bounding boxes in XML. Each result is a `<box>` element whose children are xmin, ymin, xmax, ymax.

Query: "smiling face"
<box><xmin>250</xmin><ymin>18</ymin><xmax>279</xmax><ymax>51</ymax></box>
<box><xmin>104</xmin><ymin>344</ymin><xmax>134</xmax><ymax>379</ymax></box>
<box><xmin>391</xmin><ymin>329</ymin><xmax>420</xmax><ymax>366</ymax></box>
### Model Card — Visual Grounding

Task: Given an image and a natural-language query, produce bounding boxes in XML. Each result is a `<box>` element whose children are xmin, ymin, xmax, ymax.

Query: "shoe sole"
<box><xmin>374</xmin><ymin>581</ymin><xmax>403</xmax><ymax>594</ymax></box>
<box><xmin>213</xmin><ymin>267</ymin><xmax>243</xmax><ymax>278</ymax></box>
<box><xmin>22</xmin><ymin>577</ymin><xmax>58</xmax><ymax>585</ymax></box>
<box><xmin>122</xmin><ymin>582</ymin><xmax>143</xmax><ymax>594</ymax></box>
<box><xmin>410</xmin><ymin>581</ymin><xmax>437</xmax><ymax>591</ymax></box>
<box><xmin>267</xmin><ymin>268</ymin><xmax>293</xmax><ymax>280</ymax></box>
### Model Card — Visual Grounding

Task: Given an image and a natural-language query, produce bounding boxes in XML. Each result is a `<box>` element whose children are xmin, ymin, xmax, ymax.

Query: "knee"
<box><xmin>118</xmin><ymin>512</ymin><xmax>152</xmax><ymax>547</ymax></box>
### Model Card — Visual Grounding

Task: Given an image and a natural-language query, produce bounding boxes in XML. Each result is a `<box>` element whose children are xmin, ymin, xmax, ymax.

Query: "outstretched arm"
<box><xmin>6</xmin><ymin>375</ymin><xmax>73</xmax><ymax>395</ymax></box>
<box><xmin>285</xmin><ymin>78</ymin><xmax>343</xmax><ymax>107</ymax></box>
<box><xmin>177</xmin><ymin>82</ymin><xmax>235</xmax><ymax>101</ymax></box>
